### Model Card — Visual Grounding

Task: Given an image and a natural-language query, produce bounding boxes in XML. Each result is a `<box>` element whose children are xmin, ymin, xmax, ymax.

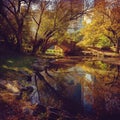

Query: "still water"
<box><xmin>36</xmin><ymin>57</ymin><xmax>120</xmax><ymax>119</ymax></box>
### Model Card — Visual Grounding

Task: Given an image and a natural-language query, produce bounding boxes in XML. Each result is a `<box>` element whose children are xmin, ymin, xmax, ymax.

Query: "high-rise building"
<box><xmin>94</xmin><ymin>0</ymin><xmax>105</xmax><ymax>8</ymax></box>
<box><xmin>84</xmin><ymin>0</ymin><xmax>94</xmax><ymax>9</ymax></box>
<box><xmin>66</xmin><ymin>0</ymin><xmax>84</xmax><ymax>33</ymax></box>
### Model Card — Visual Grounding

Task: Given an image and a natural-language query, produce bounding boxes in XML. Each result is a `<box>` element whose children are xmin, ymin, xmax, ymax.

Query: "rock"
<box><xmin>26</xmin><ymin>75</ymin><xmax>32</xmax><ymax>82</ymax></box>
<box><xmin>0</xmin><ymin>80</ymin><xmax>20</xmax><ymax>94</ymax></box>
<box><xmin>0</xmin><ymin>83</ymin><xmax>7</xmax><ymax>90</ymax></box>
<box><xmin>33</xmin><ymin>104</ymin><xmax>74</xmax><ymax>120</ymax></box>
<box><xmin>33</xmin><ymin>104</ymin><xmax>46</xmax><ymax>116</ymax></box>
<box><xmin>5</xmin><ymin>83</ymin><xmax>19</xmax><ymax>93</ymax></box>
<box><xmin>46</xmin><ymin>106</ymin><xmax>74</xmax><ymax>120</ymax></box>
<box><xmin>16</xmin><ymin>85</ymin><xmax>40</xmax><ymax>105</ymax></box>
<box><xmin>47</xmin><ymin>107</ymin><xmax>61</xmax><ymax>114</ymax></box>
<box><xmin>16</xmin><ymin>86</ymin><xmax>34</xmax><ymax>100</ymax></box>
<box><xmin>23</xmin><ymin>107</ymin><xmax>33</xmax><ymax>115</ymax></box>
<box><xmin>29</xmin><ymin>86</ymin><xmax>40</xmax><ymax>105</ymax></box>
<box><xmin>47</xmin><ymin>112</ymin><xmax>59</xmax><ymax>120</ymax></box>
<box><xmin>31</xmin><ymin>58</ymin><xmax>51</xmax><ymax>72</ymax></box>
<box><xmin>18</xmin><ymin>70</ymin><xmax>30</xmax><ymax>76</ymax></box>
<box><xmin>46</xmin><ymin>107</ymin><xmax>60</xmax><ymax>119</ymax></box>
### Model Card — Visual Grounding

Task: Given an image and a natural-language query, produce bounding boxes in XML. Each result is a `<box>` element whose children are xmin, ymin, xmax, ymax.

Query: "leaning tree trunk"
<box><xmin>40</xmin><ymin>45</ymin><xmax>47</xmax><ymax>54</ymax></box>
<box><xmin>40</xmin><ymin>38</ymin><xmax>50</xmax><ymax>54</ymax></box>
<box><xmin>32</xmin><ymin>43</ymin><xmax>40</xmax><ymax>55</ymax></box>
<box><xmin>32</xmin><ymin>38</ymin><xmax>44</xmax><ymax>55</ymax></box>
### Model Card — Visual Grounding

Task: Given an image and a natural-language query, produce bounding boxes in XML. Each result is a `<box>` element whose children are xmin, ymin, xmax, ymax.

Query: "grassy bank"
<box><xmin>0</xmin><ymin>51</ymin><xmax>36</xmax><ymax>79</ymax></box>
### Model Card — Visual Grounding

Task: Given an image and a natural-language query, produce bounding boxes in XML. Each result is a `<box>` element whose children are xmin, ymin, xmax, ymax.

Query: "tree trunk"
<box><xmin>40</xmin><ymin>45</ymin><xmax>47</xmax><ymax>54</ymax></box>
<box><xmin>16</xmin><ymin>21</ymin><xmax>24</xmax><ymax>53</ymax></box>
<box><xmin>40</xmin><ymin>38</ymin><xmax>50</xmax><ymax>54</ymax></box>
<box><xmin>32</xmin><ymin>38</ymin><xmax>44</xmax><ymax>55</ymax></box>
<box><xmin>116</xmin><ymin>38</ymin><xmax>120</xmax><ymax>54</ymax></box>
<box><xmin>32</xmin><ymin>43</ymin><xmax>40</xmax><ymax>55</ymax></box>
<box><xmin>16</xmin><ymin>36</ymin><xmax>22</xmax><ymax>53</ymax></box>
<box><xmin>16</xmin><ymin>28</ymin><xmax>23</xmax><ymax>53</ymax></box>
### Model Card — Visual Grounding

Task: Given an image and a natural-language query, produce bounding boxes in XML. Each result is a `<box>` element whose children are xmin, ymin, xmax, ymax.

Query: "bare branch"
<box><xmin>22</xmin><ymin>0</ymin><xmax>32</xmax><ymax>18</ymax></box>
<box><xmin>7</xmin><ymin>0</ymin><xmax>17</xmax><ymax>13</ymax></box>
<box><xmin>32</xmin><ymin>16</ymin><xmax>39</xmax><ymax>25</ymax></box>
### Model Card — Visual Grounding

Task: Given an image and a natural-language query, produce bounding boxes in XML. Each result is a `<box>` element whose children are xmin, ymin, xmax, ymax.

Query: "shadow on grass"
<box><xmin>0</xmin><ymin>52</ymin><xmax>36</xmax><ymax>79</ymax></box>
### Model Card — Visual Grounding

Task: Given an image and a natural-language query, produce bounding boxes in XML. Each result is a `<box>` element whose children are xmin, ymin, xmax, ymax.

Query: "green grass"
<box><xmin>0</xmin><ymin>53</ymin><xmax>36</xmax><ymax>79</ymax></box>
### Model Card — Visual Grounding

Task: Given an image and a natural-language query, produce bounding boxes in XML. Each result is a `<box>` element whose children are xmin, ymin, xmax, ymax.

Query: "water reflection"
<box><xmin>38</xmin><ymin>58</ymin><xmax>120</xmax><ymax>118</ymax></box>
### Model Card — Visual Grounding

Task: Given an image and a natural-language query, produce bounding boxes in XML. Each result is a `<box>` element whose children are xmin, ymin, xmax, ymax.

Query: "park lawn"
<box><xmin>0</xmin><ymin>53</ymin><xmax>36</xmax><ymax>80</ymax></box>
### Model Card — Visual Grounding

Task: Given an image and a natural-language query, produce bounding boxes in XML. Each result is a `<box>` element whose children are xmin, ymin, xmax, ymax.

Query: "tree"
<box><xmin>78</xmin><ymin>0</ymin><xmax>120</xmax><ymax>53</ymax></box>
<box><xmin>0</xmin><ymin>0</ymin><xmax>33</xmax><ymax>52</ymax></box>
<box><xmin>103</xmin><ymin>0</ymin><xmax>120</xmax><ymax>53</ymax></box>
<box><xmin>0</xmin><ymin>15</ymin><xmax>13</xmax><ymax>47</ymax></box>
<box><xmin>31</xmin><ymin>0</ymin><xmax>90</xmax><ymax>54</ymax></box>
<box><xmin>78</xmin><ymin>10</ymin><xmax>111</xmax><ymax>48</ymax></box>
<box><xmin>0</xmin><ymin>0</ymin><xmax>91</xmax><ymax>54</ymax></box>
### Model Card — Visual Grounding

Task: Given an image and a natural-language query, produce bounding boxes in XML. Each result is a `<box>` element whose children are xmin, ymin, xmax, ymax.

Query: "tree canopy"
<box><xmin>0</xmin><ymin>0</ymin><xmax>89</xmax><ymax>54</ymax></box>
<box><xmin>77</xmin><ymin>0</ymin><xmax>120</xmax><ymax>53</ymax></box>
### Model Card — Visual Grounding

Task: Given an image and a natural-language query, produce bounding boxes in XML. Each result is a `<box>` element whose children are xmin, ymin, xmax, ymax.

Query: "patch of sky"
<box><xmin>68</xmin><ymin>66</ymin><xmax>85</xmax><ymax>75</ymax></box>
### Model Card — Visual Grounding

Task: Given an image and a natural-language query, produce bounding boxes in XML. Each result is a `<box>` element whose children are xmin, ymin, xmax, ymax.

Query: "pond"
<box><xmin>36</xmin><ymin>57</ymin><xmax>120</xmax><ymax>119</ymax></box>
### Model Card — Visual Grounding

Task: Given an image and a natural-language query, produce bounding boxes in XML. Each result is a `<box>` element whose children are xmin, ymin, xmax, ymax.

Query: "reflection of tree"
<box><xmin>35</xmin><ymin>71</ymin><xmax>60</xmax><ymax>98</ymax></box>
<box><xmin>105</xmin><ymin>65</ymin><xmax>120</xmax><ymax>86</ymax></box>
<box><xmin>90</xmin><ymin>65</ymin><xmax>120</xmax><ymax>118</ymax></box>
<box><xmin>78</xmin><ymin>60</ymin><xmax>120</xmax><ymax>118</ymax></box>
<box><xmin>52</xmin><ymin>60</ymin><xmax>119</xmax><ymax>115</ymax></box>
<box><xmin>30</xmin><ymin>59</ymin><xmax>120</xmax><ymax>117</ymax></box>
<box><xmin>37</xmin><ymin>71</ymin><xmax>85</xmax><ymax>113</ymax></box>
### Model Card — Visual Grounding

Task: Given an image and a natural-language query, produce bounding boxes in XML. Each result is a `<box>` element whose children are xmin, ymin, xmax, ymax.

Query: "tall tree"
<box><xmin>31</xmin><ymin>0</ymin><xmax>90</xmax><ymax>54</ymax></box>
<box><xmin>0</xmin><ymin>0</ymin><xmax>33</xmax><ymax>52</ymax></box>
<box><xmin>78</xmin><ymin>0</ymin><xmax>120</xmax><ymax>53</ymax></box>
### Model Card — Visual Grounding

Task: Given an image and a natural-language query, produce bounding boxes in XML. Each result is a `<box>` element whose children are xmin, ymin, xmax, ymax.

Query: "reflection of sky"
<box><xmin>68</xmin><ymin>66</ymin><xmax>95</xmax><ymax>83</ymax></box>
<box><xmin>85</xmin><ymin>73</ymin><xmax>93</xmax><ymax>82</ymax></box>
<box><xmin>65</xmin><ymin>66</ymin><xmax>94</xmax><ymax>113</ymax></box>
<box><xmin>68</xmin><ymin>66</ymin><xmax>85</xmax><ymax>74</ymax></box>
